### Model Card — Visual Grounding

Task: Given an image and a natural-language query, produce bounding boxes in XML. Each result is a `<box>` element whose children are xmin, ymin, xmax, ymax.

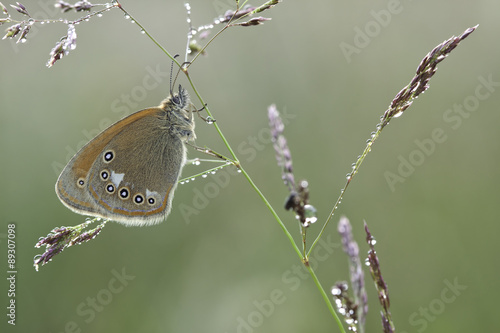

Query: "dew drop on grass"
<box><xmin>393</xmin><ymin>110</ymin><xmax>403</xmax><ymax>118</ymax></box>
<box><xmin>302</xmin><ymin>204</ymin><xmax>318</xmax><ymax>226</ymax></box>
<box><xmin>331</xmin><ymin>286</ymin><xmax>342</xmax><ymax>296</ymax></box>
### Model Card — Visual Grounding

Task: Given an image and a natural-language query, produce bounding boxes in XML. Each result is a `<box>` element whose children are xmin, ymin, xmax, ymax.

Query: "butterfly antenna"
<box><xmin>169</xmin><ymin>54</ymin><xmax>180</xmax><ymax>96</ymax></box>
<box><xmin>171</xmin><ymin>54</ymin><xmax>187</xmax><ymax>95</ymax></box>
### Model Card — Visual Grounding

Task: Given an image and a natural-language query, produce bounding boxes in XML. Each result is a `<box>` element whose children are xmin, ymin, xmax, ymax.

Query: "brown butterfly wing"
<box><xmin>56</xmin><ymin>107</ymin><xmax>186</xmax><ymax>225</ymax></box>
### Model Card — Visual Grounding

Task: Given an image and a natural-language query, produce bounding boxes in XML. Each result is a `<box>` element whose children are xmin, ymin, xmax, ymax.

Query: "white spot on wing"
<box><xmin>146</xmin><ymin>189</ymin><xmax>158</xmax><ymax>197</ymax></box>
<box><xmin>110</xmin><ymin>171</ymin><xmax>125</xmax><ymax>187</ymax></box>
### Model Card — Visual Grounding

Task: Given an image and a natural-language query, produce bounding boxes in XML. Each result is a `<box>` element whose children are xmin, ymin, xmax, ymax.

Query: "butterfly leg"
<box><xmin>184</xmin><ymin>141</ymin><xmax>232</xmax><ymax>164</ymax></box>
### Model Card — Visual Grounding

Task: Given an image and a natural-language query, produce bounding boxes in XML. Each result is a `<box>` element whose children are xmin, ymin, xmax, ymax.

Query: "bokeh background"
<box><xmin>1</xmin><ymin>0</ymin><xmax>499</xmax><ymax>332</ymax></box>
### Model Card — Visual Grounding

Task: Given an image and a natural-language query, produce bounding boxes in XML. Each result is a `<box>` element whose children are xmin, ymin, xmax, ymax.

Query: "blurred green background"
<box><xmin>1</xmin><ymin>0</ymin><xmax>498</xmax><ymax>332</ymax></box>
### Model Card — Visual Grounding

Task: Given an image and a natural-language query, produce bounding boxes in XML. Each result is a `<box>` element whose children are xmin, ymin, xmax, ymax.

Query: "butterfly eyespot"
<box><xmin>77</xmin><ymin>178</ymin><xmax>85</xmax><ymax>188</ymax></box>
<box><xmin>106</xmin><ymin>183</ymin><xmax>115</xmax><ymax>194</ymax></box>
<box><xmin>118</xmin><ymin>187</ymin><xmax>130</xmax><ymax>200</ymax></box>
<box><xmin>103</xmin><ymin>150</ymin><xmax>115</xmax><ymax>163</ymax></box>
<box><xmin>134</xmin><ymin>194</ymin><xmax>144</xmax><ymax>205</ymax></box>
<box><xmin>100</xmin><ymin>169</ymin><xmax>109</xmax><ymax>181</ymax></box>
<box><xmin>147</xmin><ymin>197</ymin><xmax>156</xmax><ymax>205</ymax></box>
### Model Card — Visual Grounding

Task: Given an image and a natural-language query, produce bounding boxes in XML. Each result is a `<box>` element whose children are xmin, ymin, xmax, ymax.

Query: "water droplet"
<box><xmin>302</xmin><ymin>204</ymin><xmax>318</xmax><ymax>226</ymax></box>
<box><xmin>124</xmin><ymin>14</ymin><xmax>130</xmax><ymax>20</ymax></box>
<box><xmin>97</xmin><ymin>13</ymin><xmax>103</xmax><ymax>17</ymax></box>
<box><xmin>84</xmin><ymin>18</ymin><xmax>90</xmax><ymax>22</ymax></box>
<box><xmin>393</xmin><ymin>110</ymin><xmax>403</xmax><ymax>118</ymax></box>
<box><xmin>202</xmin><ymin>174</ymin><xmax>207</xmax><ymax>178</ymax></box>
<box><xmin>331</xmin><ymin>287</ymin><xmax>341</xmax><ymax>296</ymax></box>
<box><xmin>180</xmin><ymin>181</ymin><xmax>185</xmax><ymax>185</ymax></box>
<box><xmin>140</xmin><ymin>29</ymin><xmax>145</xmax><ymax>34</ymax></box>
<box><xmin>190</xmin><ymin>178</ymin><xmax>195</xmax><ymax>181</ymax></box>
<box><xmin>130</xmin><ymin>19</ymin><xmax>135</xmax><ymax>24</ymax></box>
<box><xmin>210</xmin><ymin>171</ymin><xmax>216</xmax><ymax>175</ymax></box>
<box><xmin>20</xmin><ymin>38</ymin><xmax>27</xmax><ymax>43</ymax></box>
<box><xmin>40</xmin><ymin>21</ymin><xmax>45</xmax><ymax>25</ymax></box>
<box><xmin>205</xmin><ymin>116</ymin><xmax>214</xmax><ymax>124</ymax></box>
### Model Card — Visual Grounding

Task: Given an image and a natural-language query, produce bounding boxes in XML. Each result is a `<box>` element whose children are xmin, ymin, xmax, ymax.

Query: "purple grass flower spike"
<box><xmin>380</xmin><ymin>25</ymin><xmax>477</xmax><ymax>129</ymax></box>
<box><xmin>34</xmin><ymin>219</ymin><xmax>107</xmax><ymax>271</ymax></box>
<box><xmin>268</xmin><ymin>104</ymin><xmax>317</xmax><ymax>227</ymax></box>
<box><xmin>365</xmin><ymin>222</ymin><xmax>395</xmax><ymax>333</ymax></box>
<box><xmin>338</xmin><ymin>216</ymin><xmax>368</xmax><ymax>331</ymax></box>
